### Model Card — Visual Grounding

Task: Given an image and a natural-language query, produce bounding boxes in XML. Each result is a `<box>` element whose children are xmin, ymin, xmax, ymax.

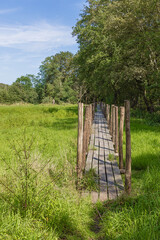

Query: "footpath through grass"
<box><xmin>0</xmin><ymin>104</ymin><xmax>160</xmax><ymax>239</ymax></box>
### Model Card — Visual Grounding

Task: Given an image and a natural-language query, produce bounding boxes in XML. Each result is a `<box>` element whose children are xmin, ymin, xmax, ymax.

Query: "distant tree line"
<box><xmin>0</xmin><ymin>51</ymin><xmax>80</xmax><ymax>104</ymax></box>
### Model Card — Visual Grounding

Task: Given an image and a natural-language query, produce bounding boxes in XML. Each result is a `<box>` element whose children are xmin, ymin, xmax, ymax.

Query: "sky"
<box><xmin>0</xmin><ymin>0</ymin><xmax>86</xmax><ymax>85</ymax></box>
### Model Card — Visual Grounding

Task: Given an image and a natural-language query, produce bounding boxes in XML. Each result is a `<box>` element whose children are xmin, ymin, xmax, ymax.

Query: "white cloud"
<box><xmin>0</xmin><ymin>8</ymin><xmax>19</xmax><ymax>15</ymax></box>
<box><xmin>0</xmin><ymin>22</ymin><xmax>76</xmax><ymax>53</ymax></box>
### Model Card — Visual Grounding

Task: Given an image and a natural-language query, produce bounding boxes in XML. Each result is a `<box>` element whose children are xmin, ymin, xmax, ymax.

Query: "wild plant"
<box><xmin>0</xmin><ymin>130</ymin><xmax>63</xmax><ymax>216</ymax></box>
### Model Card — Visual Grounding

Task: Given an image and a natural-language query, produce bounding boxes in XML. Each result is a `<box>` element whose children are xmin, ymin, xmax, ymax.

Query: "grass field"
<box><xmin>0</xmin><ymin>104</ymin><xmax>160</xmax><ymax>239</ymax></box>
<box><xmin>96</xmin><ymin>117</ymin><xmax>160</xmax><ymax>240</ymax></box>
<box><xmin>0</xmin><ymin>104</ymin><xmax>95</xmax><ymax>240</ymax></box>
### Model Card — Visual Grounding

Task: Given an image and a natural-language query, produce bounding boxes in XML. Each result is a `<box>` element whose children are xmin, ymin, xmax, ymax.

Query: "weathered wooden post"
<box><xmin>119</xmin><ymin>106</ymin><xmax>125</xmax><ymax>170</ymax></box>
<box><xmin>110</xmin><ymin>105</ymin><xmax>113</xmax><ymax>136</ymax></box>
<box><xmin>106</xmin><ymin>104</ymin><xmax>110</xmax><ymax>124</ymax></box>
<box><xmin>77</xmin><ymin>102</ymin><xmax>84</xmax><ymax>180</ymax></box>
<box><xmin>89</xmin><ymin>104</ymin><xmax>93</xmax><ymax>137</ymax></box>
<box><xmin>115</xmin><ymin>106</ymin><xmax>119</xmax><ymax>154</ymax></box>
<box><xmin>103</xmin><ymin>103</ymin><xmax>106</xmax><ymax>117</ymax></box>
<box><xmin>86</xmin><ymin>104</ymin><xmax>92</xmax><ymax>148</ymax></box>
<box><xmin>112</xmin><ymin>105</ymin><xmax>116</xmax><ymax>145</ymax></box>
<box><xmin>82</xmin><ymin>105</ymin><xmax>90</xmax><ymax>170</ymax></box>
<box><xmin>92</xmin><ymin>103</ymin><xmax>95</xmax><ymax>119</ymax></box>
<box><xmin>125</xmin><ymin>100</ymin><xmax>131</xmax><ymax>194</ymax></box>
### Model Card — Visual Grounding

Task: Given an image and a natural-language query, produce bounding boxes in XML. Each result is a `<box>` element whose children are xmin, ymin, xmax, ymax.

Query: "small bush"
<box><xmin>42</xmin><ymin>96</ymin><xmax>53</xmax><ymax>104</ymax></box>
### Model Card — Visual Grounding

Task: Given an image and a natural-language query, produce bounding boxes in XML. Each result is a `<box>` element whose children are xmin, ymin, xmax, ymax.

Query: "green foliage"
<box><xmin>0</xmin><ymin>75</ymin><xmax>38</xmax><ymax>104</ymax></box>
<box><xmin>108</xmin><ymin>153</ymin><xmax>115</xmax><ymax>161</ymax></box>
<box><xmin>73</xmin><ymin>0</ymin><xmax>160</xmax><ymax>110</ymax></box>
<box><xmin>42</xmin><ymin>96</ymin><xmax>53</xmax><ymax>104</ymax></box>
<box><xmin>81</xmin><ymin>168</ymin><xmax>98</xmax><ymax>191</ymax></box>
<box><xmin>38</xmin><ymin>51</ymin><xmax>78</xmax><ymax>104</ymax></box>
<box><xmin>131</xmin><ymin>108</ymin><xmax>160</xmax><ymax>126</ymax></box>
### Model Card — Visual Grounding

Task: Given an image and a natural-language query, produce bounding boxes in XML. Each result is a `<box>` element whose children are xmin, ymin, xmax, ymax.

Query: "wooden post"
<box><xmin>102</xmin><ymin>102</ymin><xmax>104</xmax><ymax>115</ymax></box>
<box><xmin>115</xmin><ymin>106</ymin><xmax>118</xmax><ymax>154</ymax></box>
<box><xmin>112</xmin><ymin>105</ymin><xmax>115</xmax><ymax>145</ymax></box>
<box><xmin>77</xmin><ymin>103</ymin><xmax>83</xmax><ymax>179</ymax></box>
<box><xmin>92</xmin><ymin>103</ymin><xmax>95</xmax><ymax>119</ymax></box>
<box><xmin>110</xmin><ymin>105</ymin><xmax>113</xmax><ymax>136</ymax></box>
<box><xmin>82</xmin><ymin>105</ymin><xmax>89</xmax><ymax>170</ymax></box>
<box><xmin>106</xmin><ymin>104</ymin><xmax>110</xmax><ymax>125</ymax></box>
<box><xmin>107</xmin><ymin>105</ymin><xmax>110</xmax><ymax>133</ymax></box>
<box><xmin>125</xmin><ymin>100</ymin><xmax>131</xmax><ymax>194</ymax></box>
<box><xmin>104</xmin><ymin>103</ymin><xmax>106</xmax><ymax>117</ymax></box>
<box><xmin>89</xmin><ymin>104</ymin><xmax>93</xmax><ymax>137</ymax></box>
<box><xmin>119</xmin><ymin>106</ymin><xmax>125</xmax><ymax>170</ymax></box>
<box><xmin>86</xmin><ymin>104</ymin><xmax>92</xmax><ymax>148</ymax></box>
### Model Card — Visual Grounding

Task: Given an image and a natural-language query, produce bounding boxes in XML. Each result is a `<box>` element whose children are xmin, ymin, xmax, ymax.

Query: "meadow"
<box><xmin>96</xmin><ymin>116</ymin><xmax>160</xmax><ymax>240</ymax></box>
<box><xmin>0</xmin><ymin>104</ymin><xmax>160</xmax><ymax>239</ymax></box>
<box><xmin>0</xmin><ymin>104</ymin><xmax>95</xmax><ymax>240</ymax></box>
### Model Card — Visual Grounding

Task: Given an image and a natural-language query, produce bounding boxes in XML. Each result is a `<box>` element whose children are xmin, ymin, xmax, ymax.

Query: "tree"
<box><xmin>73</xmin><ymin>0</ymin><xmax>160</xmax><ymax>111</ymax></box>
<box><xmin>11</xmin><ymin>75</ymin><xmax>38</xmax><ymax>104</ymax></box>
<box><xmin>38</xmin><ymin>51</ymin><xmax>78</xmax><ymax>103</ymax></box>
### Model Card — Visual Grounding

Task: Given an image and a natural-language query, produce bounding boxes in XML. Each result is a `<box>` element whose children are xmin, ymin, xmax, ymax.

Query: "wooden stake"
<box><xmin>104</xmin><ymin>103</ymin><xmax>106</xmax><ymax>116</ymax></box>
<box><xmin>115</xmin><ymin>106</ymin><xmax>118</xmax><ymax>153</ymax></box>
<box><xmin>119</xmin><ymin>106</ymin><xmax>125</xmax><ymax>170</ymax></box>
<box><xmin>92</xmin><ymin>103</ymin><xmax>95</xmax><ymax>119</ymax></box>
<box><xmin>77</xmin><ymin>103</ymin><xmax>83</xmax><ymax>179</ymax></box>
<box><xmin>110</xmin><ymin>105</ymin><xmax>114</xmax><ymax>136</ymax></box>
<box><xmin>89</xmin><ymin>104</ymin><xmax>93</xmax><ymax>137</ymax></box>
<box><xmin>125</xmin><ymin>100</ymin><xmax>131</xmax><ymax>194</ymax></box>
<box><xmin>106</xmin><ymin>104</ymin><xmax>109</xmax><ymax>124</ymax></box>
<box><xmin>86</xmin><ymin>104</ymin><xmax>92</xmax><ymax>148</ymax></box>
<box><xmin>82</xmin><ymin>105</ymin><xmax>89</xmax><ymax>170</ymax></box>
<box><xmin>112</xmin><ymin>105</ymin><xmax>115</xmax><ymax>145</ymax></box>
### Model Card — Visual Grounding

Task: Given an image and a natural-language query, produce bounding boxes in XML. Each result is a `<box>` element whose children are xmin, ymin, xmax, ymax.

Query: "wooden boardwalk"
<box><xmin>84</xmin><ymin>105</ymin><xmax>124</xmax><ymax>202</ymax></box>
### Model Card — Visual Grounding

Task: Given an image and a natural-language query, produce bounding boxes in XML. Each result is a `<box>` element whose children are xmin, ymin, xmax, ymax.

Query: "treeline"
<box><xmin>73</xmin><ymin>0</ymin><xmax>160</xmax><ymax>112</ymax></box>
<box><xmin>1</xmin><ymin>0</ymin><xmax>160</xmax><ymax>111</ymax></box>
<box><xmin>0</xmin><ymin>51</ymin><xmax>80</xmax><ymax>104</ymax></box>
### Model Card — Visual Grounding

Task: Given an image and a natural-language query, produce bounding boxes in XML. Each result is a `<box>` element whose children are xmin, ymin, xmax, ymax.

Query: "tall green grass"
<box><xmin>0</xmin><ymin>104</ymin><xmax>95</xmax><ymax>240</ymax></box>
<box><xmin>96</xmin><ymin>117</ymin><xmax>160</xmax><ymax>240</ymax></box>
<box><xmin>1</xmin><ymin>104</ymin><xmax>160</xmax><ymax>239</ymax></box>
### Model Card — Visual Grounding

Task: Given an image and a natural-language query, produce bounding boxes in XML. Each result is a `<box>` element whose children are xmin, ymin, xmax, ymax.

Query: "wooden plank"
<box><xmin>85</xmin><ymin>150</ymin><xmax>93</xmax><ymax>172</ymax></box>
<box><xmin>108</xmin><ymin>141</ymin><xmax>114</xmax><ymax>154</ymax></box>
<box><xmin>91</xmin><ymin>158</ymin><xmax>99</xmax><ymax>203</ymax></box>
<box><xmin>99</xmin><ymin>132</ymin><xmax>108</xmax><ymax>201</ymax></box>
<box><xmin>103</xmin><ymin>113</ymin><xmax>117</xmax><ymax>199</ymax></box>
<box><xmin>104</xmin><ymin>158</ymin><xmax>117</xmax><ymax>199</ymax></box>
<box><xmin>112</xmin><ymin>160</ymin><xmax>124</xmax><ymax>196</ymax></box>
<box><xmin>91</xmin><ymin>113</ymin><xmax>99</xmax><ymax>203</ymax></box>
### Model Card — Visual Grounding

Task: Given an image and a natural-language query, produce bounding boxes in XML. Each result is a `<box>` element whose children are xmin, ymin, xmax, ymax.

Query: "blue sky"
<box><xmin>0</xmin><ymin>0</ymin><xmax>86</xmax><ymax>85</ymax></box>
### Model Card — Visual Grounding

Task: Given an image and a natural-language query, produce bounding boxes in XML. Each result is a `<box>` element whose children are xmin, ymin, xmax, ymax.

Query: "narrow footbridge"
<box><xmin>84</xmin><ymin>105</ymin><xmax>124</xmax><ymax>202</ymax></box>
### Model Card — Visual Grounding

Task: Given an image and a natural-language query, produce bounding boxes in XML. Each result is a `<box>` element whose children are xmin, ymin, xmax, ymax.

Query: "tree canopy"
<box><xmin>73</xmin><ymin>0</ymin><xmax>160</xmax><ymax>111</ymax></box>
